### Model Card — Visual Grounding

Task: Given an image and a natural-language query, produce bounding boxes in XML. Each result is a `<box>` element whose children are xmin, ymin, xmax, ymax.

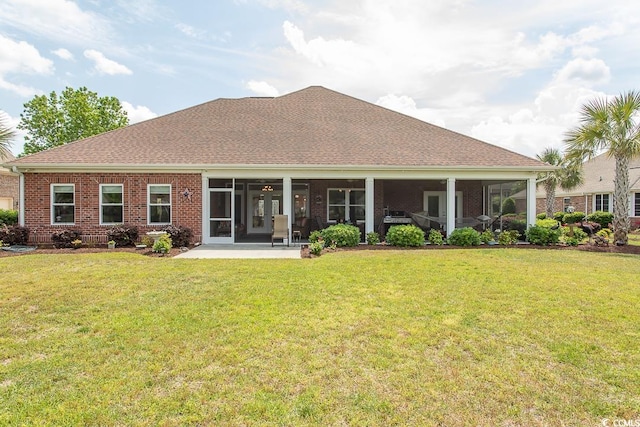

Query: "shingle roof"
<box><xmin>9</xmin><ymin>86</ymin><xmax>545</xmax><ymax>169</ymax></box>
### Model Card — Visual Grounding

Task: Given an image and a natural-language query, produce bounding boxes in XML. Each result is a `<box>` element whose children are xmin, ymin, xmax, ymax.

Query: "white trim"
<box><xmin>19</xmin><ymin>173</ymin><xmax>24</xmax><ymax>227</ymax></box>
<box><xmin>365</xmin><ymin>177</ymin><xmax>374</xmax><ymax>234</ymax></box>
<box><xmin>446</xmin><ymin>179</ymin><xmax>456</xmax><ymax>236</ymax></box>
<box><xmin>147</xmin><ymin>184</ymin><xmax>172</xmax><ymax>225</ymax></box>
<box><xmin>526</xmin><ymin>177</ymin><xmax>536</xmax><ymax>227</ymax></box>
<box><xmin>99</xmin><ymin>183</ymin><xmax>124</xmax><ymax>225</ymax></box>
<box><xmin>51</xmin><ymin>183</ymin><xmax>75</xmax><ymax>225</ymax></box>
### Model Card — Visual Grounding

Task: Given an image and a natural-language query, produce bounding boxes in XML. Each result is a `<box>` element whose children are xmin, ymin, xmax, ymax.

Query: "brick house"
<box><xmin>4</xmin><ymin>86</ymin><xmax>550</xmax><ymax>245</ymax></box>
<box><xmin>0</xmin><ymin>149</ymin><xmax>19</xmax><ymax>211</ymax></box>
<box><xmin>534</xmin><ymin>153</ymin><xmax>640</xmax><ymax>228</ymax></box>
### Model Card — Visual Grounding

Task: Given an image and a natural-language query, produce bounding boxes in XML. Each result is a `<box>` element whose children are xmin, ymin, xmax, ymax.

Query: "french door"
<box><xmin>247</xmin><ymin>185</ymin><xmax>283</xmax><ymax>234</ymax></box>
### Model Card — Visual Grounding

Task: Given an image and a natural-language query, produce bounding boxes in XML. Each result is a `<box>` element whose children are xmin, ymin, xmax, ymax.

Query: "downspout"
<box><xmin>12</xmin><ymin>166</ymin><xmax>25</xmax><ymax>227</ymax></box>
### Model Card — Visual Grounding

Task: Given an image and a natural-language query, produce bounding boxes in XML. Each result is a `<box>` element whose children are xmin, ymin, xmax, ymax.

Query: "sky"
<box><xmin>1</xmin><ymin>0</ymin><xmax>639</xmax><ymax>158</ymax></box>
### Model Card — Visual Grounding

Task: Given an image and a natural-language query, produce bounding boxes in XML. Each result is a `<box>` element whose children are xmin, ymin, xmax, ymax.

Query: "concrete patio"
<box><xmin>174</xmin><ymin>244</ymin><xmax>302</xmax><ymax>259</ymax></box>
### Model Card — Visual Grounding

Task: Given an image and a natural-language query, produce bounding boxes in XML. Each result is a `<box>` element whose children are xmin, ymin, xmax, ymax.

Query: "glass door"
<box><xmin>248</xmin><ymin>186</ymin><xmax>283</xmax><ymax>234</ymax></box>
<box><xmin>208</xmin><ymin>179</ymin><xmax>234</xmax><ymax>244</ymax></box>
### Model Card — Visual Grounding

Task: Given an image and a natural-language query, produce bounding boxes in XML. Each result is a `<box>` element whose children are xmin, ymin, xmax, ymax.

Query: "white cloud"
<box><xmin>0</xmin><ymin>34</ymin><xmax>53</xmax><ymax>97</ymax></box>
<box><xmin>553</xmin><ymin>58</ymin><xmax>611</xmax><ymax>87</ymax></box>
<box><xmin>52</xmin><ymin>48</ymin><xmax>74</xmax><ymax>61</ymax></box>
<box><xmin>375</xmin><ymin>94</ymin><xmax>446</xmax><ymax>128</ymax></box>
<box><xmin>121</xmin><ymin>102</ymin><xmax>158</xmax><ymax>123</ymax></box>
<box><xmin>175</xmin><ymin>23</ymin><xmax>205</xmax><ymax>40</ymax></box>
<box><xmin>0</xmin><ymin>0</ymin><xmax>111</xmax><ymax>46</ymax></box>
<box><xmin>84</xmin><ymin>50</ymin><xmax>132</xmax><ymax>76</ymax></box>
<box><xmin>246</xmin><ymin>80</ymin><xmax>280</xmax><ymax>97</ymax></box>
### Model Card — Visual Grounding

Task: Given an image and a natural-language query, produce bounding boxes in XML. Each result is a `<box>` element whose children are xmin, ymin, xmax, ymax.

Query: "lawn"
<box><xmin>1</xmin><ymin>249</ymin><xmax>639</xmax><ymax>426</ymax></box>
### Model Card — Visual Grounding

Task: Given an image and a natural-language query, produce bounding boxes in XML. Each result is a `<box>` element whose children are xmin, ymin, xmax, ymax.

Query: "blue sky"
<box><xmin>1</xmin><ymin>0</ymin><xmax>639</xmax><ymax>157</ymax></box>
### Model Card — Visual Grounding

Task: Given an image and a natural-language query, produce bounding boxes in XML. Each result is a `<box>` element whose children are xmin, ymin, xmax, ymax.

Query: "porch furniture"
<box><xmin>314</xmin><ymin>215</ymin><xmax>326</xmax><ymax>231</ymax></box>
<box><xmin>292</xmin><ymin>217</ymin><xmax>311</xmax><ymax>238</ymax></box>
<box><xmin>272</xmin><ymin>214</ymin><xmax>290</xmax><ymax>246</ymax></box>
<box><xmin>292</xmin><ymin>230</ymin><xmax>301</xmax><ymax>246</ymax></box>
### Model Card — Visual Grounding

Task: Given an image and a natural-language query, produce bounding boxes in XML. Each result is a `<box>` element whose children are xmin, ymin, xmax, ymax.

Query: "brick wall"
<box><xmin>23</xmin><ymin>173</ymin><xmax>202</xmax><ymax>244</ymax></box>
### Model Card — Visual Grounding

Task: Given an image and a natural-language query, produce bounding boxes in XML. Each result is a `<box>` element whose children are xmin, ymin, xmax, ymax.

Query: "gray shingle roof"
<box><xmin>9</xmin><ymin>86</ymin><xmax>545</xmax><ymax>169</ymax></box>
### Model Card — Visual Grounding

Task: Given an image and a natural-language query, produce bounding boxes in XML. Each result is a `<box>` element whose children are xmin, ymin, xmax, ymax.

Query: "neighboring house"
<box><xmin>0</xmin><ymin>149</ymin><xmax>19</xmax><ymax>211</ymax></box>
<box><xmin>4</xmin><ymin>86</ymin><xmax>550</xmax><ymax>245</ymax></box>
<box><xmin>534</xmin><ymin>153</ymin><xmax>640</xmax><ymax>228</ymax></box>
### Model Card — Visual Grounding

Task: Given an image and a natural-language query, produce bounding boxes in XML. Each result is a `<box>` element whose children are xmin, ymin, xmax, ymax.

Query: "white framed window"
<box><xmin>148</xmin><ymin>184</ymin><xmax>171</xmax><ymax>224</ymax></box>
<box><xmin>563</xmin><ymin>197</ymin><xmax>572</xmax><ymax>212</ymax></box>
<box><xmin>634</xmin><ymin>193</ymin><xmax>640</xmax><ymax>216</ymax></box>
<box><xmin>594</xmin><ymin>193</ymin><xmax>611</xmax><ymax>212</ymax></box>
<box><xmin>51</xmin><ymin>184</ymin><xmax>75</xmax><ymax>224</ymax></box>
<box><xmin>100</xmin><ymin>184</ymin><xmax>123</xmax><ymax>225</ymax></box>
<box><xmin>327</xmin><ymin>188</ymin><xmax>365</xmax><ymax>223</ymax></box>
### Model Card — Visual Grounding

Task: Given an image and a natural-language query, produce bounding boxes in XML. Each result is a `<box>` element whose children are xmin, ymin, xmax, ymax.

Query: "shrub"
<box><xmin>366</xmin><ymin>231</ymin><xmax>380</xmax><ymax>245</ymax></box>
<box><xmin>498</xmin><ymin>230</ymin><xmax>520</xmax><ymax>245</ymax></box>
<box><xmin>563</xmin><ymin>211</ymin><xmax>585</xmax><ymax>224</ymax></box>
<box><xmin>386</xmin><ymin>224</ymin><xmax>425</xmax><ymax>247</ymax></box>
<box><xmin>536</xmin><ymin>213</ymin><xmax>547</xmax><ymax>220</ymax></box>
<box><xmin>479</xmin><ymin>229</ymin><xmax>495</xmax><ymax>244</ymax></box>
<box><xmin>71</xmin><ymin>239</ymin><xmax>83</xmax><ymax>249</ymax></box>
<box><xmin>321</xmin><ymin>224</ymin><xmax>360</xmax><ymax>247</ymax></box>
<box><xmin>447</xmin><ymin>227</ymin><xmax>481</xmax><ymax>246</ymax></box>
<box><xmin>0</xmin><ymin>209</ymin><xmax>18</xmax><ymax>226</ymax></box>
<box><xmin>309</xmin><ymin>241</ymin><xmax>323</xmax><ymax>256</ymax></box>
<box><xmin>502</xmin><ymin>218</ymin><xmax>527</xmax><ymax>239</ymax></box>
<box><xmin>0</xmin><ymin>224</ymin><xmax>30</xmax><ymax>246</ymax></box>
<box><xmin>107</xmin><ymin>225</ymin><xmax>139</xmax><ymax>247</ymax></box>
<box><xmin>526</xmin><ymin>225</ymin><xmax>561</xmax><ymax>246</ymax></box>
<box><xmin>597</xmin><ymin>228</ymin><xmax>613</xmax><ymax>238</ymax></box>
<box><xmin>553</xmin><ymin>211</ymin><xmax>566</xmax><ymax>222</ymax></box>
<box><xmin>586</xmin><ymin>211</ymin><xmax>613</xmax><ymax>229</ymax></box>
<box><xmin>501</xmin><ymin>197</ymin><xmax>516</xmax><ymax>214</ymax></box>
<box><xmin>309</xmin><ymin>230</ymin><xmax>323</xmax><ymax>244</ymax></box>
<box><xmin>51</xmin><ymin>228</ymin><xmax>82</xmax><ymax>249</ymax></box>
<box><xmin>162</xmin><ymin>225</ymin><xmax>193</xmax><ymax>247</ymax></box>
<box><xmin>536</xmin><ymin>218</ymin><xmax>560</xmax><ymax>229</ymax></box>
<box><xmin>562</xmin><ymin>226</ymin><xmax>588</xmax><ymax>246</ymax></box>
<box><xmin>428</xmin><ymin>229</ymin><xmax>444</xmax><ymax>246</ymax></box>
<box><xmin>152</xmin><ymin>233</ymin><xmax>172</xmax><ymax>253</ymax></box>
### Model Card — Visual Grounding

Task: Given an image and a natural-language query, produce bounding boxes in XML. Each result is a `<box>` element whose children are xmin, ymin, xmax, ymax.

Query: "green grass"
<box><xmin>1</xmin><ymin>250</ymin><xmax>639</xmax><ymax>426</ymax></box>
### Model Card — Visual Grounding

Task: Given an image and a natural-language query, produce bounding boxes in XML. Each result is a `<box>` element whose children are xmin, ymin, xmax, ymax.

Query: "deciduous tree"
<box><xmin>18</xmin><ymin>86</ymin><xmax>128</xmax><ymax>155</ymax></box>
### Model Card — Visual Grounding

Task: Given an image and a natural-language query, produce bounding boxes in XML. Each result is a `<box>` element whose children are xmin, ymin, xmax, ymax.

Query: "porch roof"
<box><xmin>9</xmin><ymin>86</ymin><xmax>547</xmax><ymax>171</ymax></box>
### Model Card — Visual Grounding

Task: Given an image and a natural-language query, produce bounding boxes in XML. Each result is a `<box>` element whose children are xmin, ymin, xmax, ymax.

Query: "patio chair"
<box><xmin>292</xmin><ymin>217</ymin><xmax>311</xmax><ymax>238</ymax></box>
<box><xmin>272</xmin><ymin>214</ymin><xmax>289</xmax><ymax>246</ymax></box>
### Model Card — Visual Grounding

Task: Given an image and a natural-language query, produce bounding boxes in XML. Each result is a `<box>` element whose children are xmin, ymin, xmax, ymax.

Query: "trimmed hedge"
<box><xmin>386</xmin><ymin>224</ymin><xmax>425</xmax><ymax>247</ymax></box>
<box><xmin>447</xmin><ymin>227</ymin><xmax>481</xmax><ymax>246</ymax></box>
<box><xmin>320</xmin><ymin>224</ymin><xmax>360</xmax><ymax>247</ymax></box>
<box><xmin>0</xmin><ymin>209</ymin><xmax>18</xmax><ymax>226</ymax></box>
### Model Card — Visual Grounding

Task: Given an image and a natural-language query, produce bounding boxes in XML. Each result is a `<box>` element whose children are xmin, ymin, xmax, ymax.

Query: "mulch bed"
<box><xmin>0</xmin><ymin>245</ymin><xmax>187</xmax><ymax>258</ymax></box>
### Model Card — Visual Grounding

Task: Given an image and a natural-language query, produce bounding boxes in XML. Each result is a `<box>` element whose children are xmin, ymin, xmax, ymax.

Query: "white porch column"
<box><xmin>365</xmin><ymin>177</ymin><xmax>374</xmax><ymax>234</ymax></box>
<box><xmin>526</xmin><ymin>177</ymin><xmax>537</xmax><ymax>227</ymax></box>
<box><xmin>283</xmin><ymin>177</ymin><xmax>292</xmax><ymax>241</ymax></box>
<box><xmin>18</xmin><ymin>172</ymin><xmax>25</xmax><ymax>227</ymax></box>
<box><xmin>446</xmin><ymin>178</ymin><xmax>456</xmax><ymax>236</ymax></box>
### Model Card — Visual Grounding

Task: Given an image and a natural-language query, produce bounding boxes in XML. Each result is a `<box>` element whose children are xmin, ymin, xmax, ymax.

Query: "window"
<box><xmin>327</xmin><ymin>188</ymin><xmax>365</xmax><ymax>223</ymax></box>
<box><xmin>52</xmin><ymin>184</ymin><xmax>75</xmax><ymax>224</ymax></box>
<box><xmin>563</xmin><ymin>197</ymin><xmax>572</xmax><ymax>212</ymax></box>
<box><xmin>634</xmin><ymin>193</ymin><xmax>640</xmax><ymax>216</ymax></box>
<box><xmin>148</xmin><ymin>184</ymin><xmax>171</xmax><ymax>224</ymax></box>
<box><xmin>100</xmin><ymin>184</ymin><xmax>123</xmax><ymax>224</ymax></box>
<box><xmin>594</xmin><ymin>194</ymin><xmax>610</xmax><ymax>212</ymax></box>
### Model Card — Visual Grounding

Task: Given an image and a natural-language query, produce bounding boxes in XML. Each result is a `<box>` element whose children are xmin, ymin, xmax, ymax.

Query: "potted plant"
<box><xmin>107</xmin><ymin>240</ymin><xmax>116</xmax><ymax>249</ymax></box>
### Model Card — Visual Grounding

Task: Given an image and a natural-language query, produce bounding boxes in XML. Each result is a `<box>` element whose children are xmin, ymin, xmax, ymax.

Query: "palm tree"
<box><xmin>536</xmin><ymin>147</ymin><xmax>583</xmax><ymax>218</ymax></box>
<box><xmin>0</xmin><ymin>112</ymin><xmax>16</xmax><ymax>160</ymax></box>
<box><xmin>564</xmin><ymin>91</ymin><xmax>640</xmax><ymax>245</ymax></box>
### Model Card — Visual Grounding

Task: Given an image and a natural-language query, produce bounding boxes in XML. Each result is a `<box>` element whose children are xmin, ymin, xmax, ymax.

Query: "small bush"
<box><xmin>152</xmin><ymin>233</ymin><xmax>172</xmax><ymax>253</ymax></box>
<box><xmin>71</xmin><ymin>239</ymin><xmax>83</xmax><ymax>249</ymax></box>
<box><xmin>563</xmin><ymin>211</ymin><xmax>585</xmax><ymax>224</ymax></box>
<box><xmin>536</xmin><ymin>218</ymin><xmax>560</xmax><ymax>229</ymax></box>
<box><xmin>447</xmin><ymin>227</ymin><xmax>481</xmax><ymax>247</ymax></box>
<box><xmin>51</xmin><ymin>228</ymin><xmax>82</xmax><ymax>249</ymax></box>
<box><xmin>366</xmin><ymin>231</ymin><xmax>380</xmax><ymax>245</ymax></box>
<box><xmin>562</xmin><ymin>226</ymin><xmax>588</xmax><ymax>246</ymax></box>
<box><xmin>502</xmin><ymin>197</ymin><xmax>516</xmax><ymax>214</ymax></box>
<box><xmin>498</xmin><ymin>230</ymin><xmax>520</xmax><ymax>245</ymax></box>
<box><xmin>162</xmin><ymin>225</ymin><xmax>193</xmax><ymax>247</ymax></box>
<box><xmin>309</xmin><ymin>241</ymin><xmax>323</xmax><ymax>256</ymax></box>
<box><xmin>386</xmin><ymin>224</ymin><xmax>425</xmax><ymax>247</ymax></box>
<box><xmin>321</xmin><ymin>224</ymin><xmax>360</xmax><ymax>247</ymax></box>
<box><xmin>553</xmin><ymin>211</ymin><xmax>566</xmax><ymax>222</ymax></box>
<box><xmin>309</xmin><ymin>230</ymin><xmax>323</xmax><ymax>244</ymax></box>
<box><xmin>586</xmin><ymin>211</ymin><xmax>613</xmax><ymax>229</ymax></box>
<box><xmin>428</xmin><ymin>229</ymin><xmax>444</xmax><ymax>245</ymax></box>
<box><xmin>503</xmin><ymin>218</ymin><xmax>527</xmax><ymax>238</ymax></box>
<box><xmin>479</xmin><ymin>229</ymin><xmax>495</xmax><ymax>244</ymax></box>
<box><xmin>526</xmin><ymin>225</ymin><xmax>561</xmax><ymax>246</ymax></box>
<box><xmin>0</xmin><ymin>224</ymin><xmax>29</xmax><ymax>246</ymax></box>
<box><xmin>0</xmin><ymin>209</ymin><xmax>18</xmax><ymax>226</ymax></box>
<box><xmin>536</xmin><ymin>213</ymin><xmax>547</xmax><ymax>220</ymax></box>
<box><xmin>597</xmin><ymin>228</ymin><xmax>613</xmax><ymax>238</ymax></box>
<box><xmin>107</xmin><ymin>225</ymin><xmax>139</xmax><ymax>247</ymax></box>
